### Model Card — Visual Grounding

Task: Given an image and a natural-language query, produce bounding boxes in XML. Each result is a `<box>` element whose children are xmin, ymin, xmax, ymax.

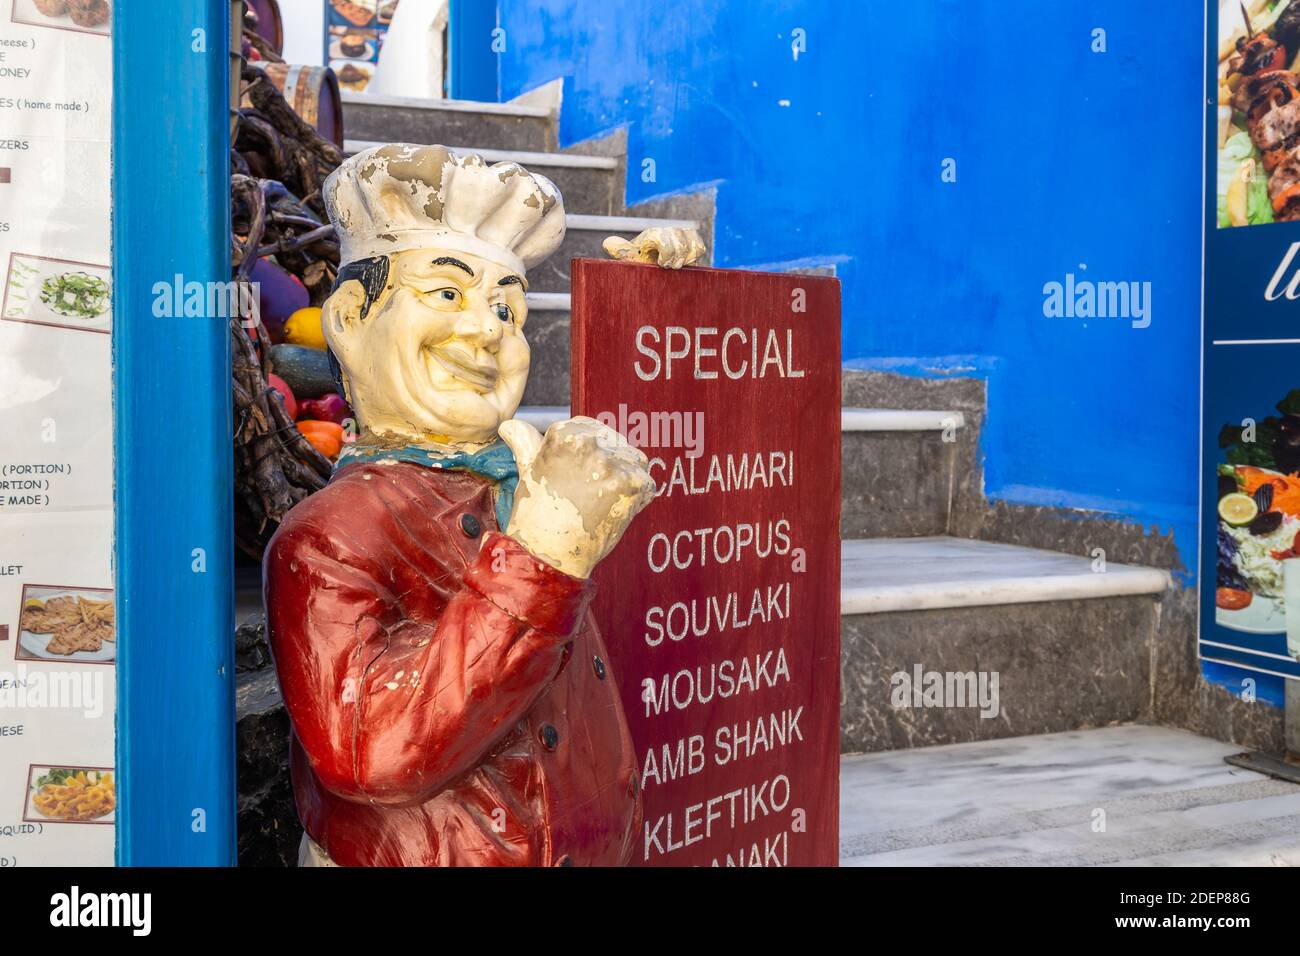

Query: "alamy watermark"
<box><xmin>593</xmin><ymin>403</ymin><xmax>705</xmax><ymax>459</ymax></box>
<box><xmin>50</xmin><ymin>886</ymin><xmax>151</xmax><ymax>936</ymax></box>
<box><xmin>151</xmin><ymin>274</ymin><xmax>259</xmax><ymax>323</ymax></box>
<box><xmin>1042</xmin><ymin>264</ymin><xmax>1150</xmax><ymax>329</ymax></box>
<box><xmin>0</xmin><ymin>664</ymin><xmax>105</xmax><ymax>719</ymax></box>
<box><xmin>890</xmin><ymin>664</ymin><xmax>1000</xmax><ymax>719</ymax></box>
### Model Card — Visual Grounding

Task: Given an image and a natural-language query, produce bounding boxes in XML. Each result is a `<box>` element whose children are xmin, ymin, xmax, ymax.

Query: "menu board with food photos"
<box><xmin>1202</xmin><ymin>0</ymin><xmax>1300</xmax><ymax>686</ymax></box>
<box><xmin>0</xmin><ymin>3</ymin><xmax>117</xmax><ymax>864</ymax></box>
<box><xmin>325</xmin><ymin>0</ymin><xmax>399</xmax><ymax>93</ymax></box>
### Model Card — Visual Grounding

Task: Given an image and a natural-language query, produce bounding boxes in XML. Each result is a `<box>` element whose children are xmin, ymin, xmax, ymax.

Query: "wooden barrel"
<box><xmin>245</xmin><ymin>0</ymin><xmax>284</xmax><ymax>54</ymax></box>
<box><xmin>246</xmin><ymin>63</ymin><xmax>345</xmax><ymax>149</ymax></box>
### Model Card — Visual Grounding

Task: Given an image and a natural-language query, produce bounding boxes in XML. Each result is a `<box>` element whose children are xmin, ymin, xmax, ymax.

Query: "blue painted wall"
<box><xmin>496</xmin><ymin>1</ymin><xmax>1252</xmax><ymax>697</ymax></box>
<box><xmin>449</xmin><ymin>0</ymin><xmax>501</xmax><ymax>100</ymax></box>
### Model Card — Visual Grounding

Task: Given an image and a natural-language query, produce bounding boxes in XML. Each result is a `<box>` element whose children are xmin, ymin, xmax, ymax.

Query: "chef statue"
<box><xmin>264</xmin><ymin>144</ymin><xmax>704</xmax><ymax>867</ymax></box>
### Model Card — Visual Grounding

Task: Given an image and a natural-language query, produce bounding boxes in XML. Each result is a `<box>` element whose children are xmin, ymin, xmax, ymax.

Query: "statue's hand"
<box><xmin>602</xmin><ymin>226</ymin><xmax>706</xmax><ymax>269</ymax></box>
<box><xmin>498</xmin><ymin>416</ymin><xmax>655</xmax><ymax>579</ymax></box>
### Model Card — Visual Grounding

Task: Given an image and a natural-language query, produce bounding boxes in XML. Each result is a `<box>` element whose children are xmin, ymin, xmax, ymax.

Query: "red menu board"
<box><xmin>572</xmin><ymin>258</ymin><xmax>841</xmax><ymax>866</ymax></box>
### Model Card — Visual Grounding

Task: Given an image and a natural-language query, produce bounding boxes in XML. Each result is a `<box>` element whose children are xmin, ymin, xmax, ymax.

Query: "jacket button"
<box><xmin>540</xmin><ymin>724</ymin><xmax>559</xmax><ymax>751</ymax></box>
<box><xmin>459</xmin><ymin>513</ymin><xmax>482</xmax><ymax>538</ymax></box>
<box><xmin>556</xmin><ymin>855</ymin><xmax>573</xmax><ymax>867</ymax></box>
<box><xmin>593</xmin><ymin>655</ymin><xmax>606</xmax><ymax>680</ymax></box>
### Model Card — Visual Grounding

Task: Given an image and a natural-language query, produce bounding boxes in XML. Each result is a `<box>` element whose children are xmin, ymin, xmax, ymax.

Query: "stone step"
<box><xmin>344</xmin><ymin>140</ymin><xmax>622</xmax><ymax>215</ymax></box>
<box><xmin>530</xmin><ymin>216</ymin><xmax>704</xmax><ymax>295</ymax></box>
<box><xmin>839</xmin><ymin>535</ymin><xmax>1169</xmax><ymax>755</ymax></box>
<box><xmin>512</xmin><ymin>405</ymin><xmax>965</xmax><ymax>435</ymax></box>
<box><xmin>524</xmin><ymin>292</ymin><xmax>572</xmax><ymax>310</ymax></box>
<box><xmin>842</xmin><ymin>422</ymin><xmax>960</xmax><ymax>539</ymax></box>
<box><xmin>509</xmin><ymin>399</ymin><xmax>969</xmax><ymax>539</ymax></box>
<box><xmin>520</xmin><ymin>294</ymin><xmax>569</xmax><ymax>406</ymax></box>
<box><xmin>841</xmin><ymin>536</ymin><xmax>1168</xmax><ymax>613</ymax></box>
<box><xmin>840</xmin><ymin>724</ymin><xmax>1300</xmax><ymax>866</ymax></box>
<box><xmin>841</xmin><ymin>369</ymin><xmax>985</xmax><ymax>540</ymax></box>
<box><xmin>342</xmin><ymin>91</ymin><xmax>557</xmax><ymax>152</ymax></box>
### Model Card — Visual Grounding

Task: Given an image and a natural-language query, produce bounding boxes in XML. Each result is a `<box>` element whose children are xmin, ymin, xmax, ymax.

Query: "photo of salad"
<box><xmin>1</xmin><ymin>253</ymin><xmax>111</xmax><ymax>333</ymax></box>
<box><xmin>1215</xmin><ymin>387</ymin><xmax>1300</xmax><ymax>633</ymax></box>
<box><xmin>40</xmin><ymin>272</ymin><xmax>111</xmax><ymax>319</ymax></box>
<box><xmin>1216</xmin><ymin>0</ymin><xmax>1300</xmax><ymax>228</ymax></box>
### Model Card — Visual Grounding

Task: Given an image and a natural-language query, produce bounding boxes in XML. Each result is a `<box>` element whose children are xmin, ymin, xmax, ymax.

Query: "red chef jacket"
<box><xmin>263</xmin><ymin>455</ymin><xmax>641</xmax><ymax>866</ymax></box>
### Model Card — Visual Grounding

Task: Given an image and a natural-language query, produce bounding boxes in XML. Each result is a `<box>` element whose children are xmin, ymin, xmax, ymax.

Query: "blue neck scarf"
<box><xmin>336</xmin><ymin>440</ymin><xmax>519</xmax><ymax>529</ymax></box>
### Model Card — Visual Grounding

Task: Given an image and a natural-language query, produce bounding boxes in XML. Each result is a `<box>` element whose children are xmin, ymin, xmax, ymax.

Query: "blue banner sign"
<box><xmin>1202</xmin><ymin>0</ymin><xmax>1300</xmax><ymax>682</ymax></box>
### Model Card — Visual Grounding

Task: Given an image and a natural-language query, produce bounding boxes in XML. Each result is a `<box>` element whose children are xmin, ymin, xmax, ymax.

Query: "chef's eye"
<box><xmin>494</xmin><ymin>303</ymin><xmax>514</xmax><ymax>324</ymax></box>
<box><xmin>425</xmin><ymin>287</ymin><xmax>462</xmax><ymax>311</ymax></box>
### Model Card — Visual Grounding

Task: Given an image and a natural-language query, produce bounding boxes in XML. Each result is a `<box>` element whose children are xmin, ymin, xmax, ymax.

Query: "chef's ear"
<box><xmin>322</xmin><ymin>280</ymin><xmax>367</xmax><ymax>339</ymax></box>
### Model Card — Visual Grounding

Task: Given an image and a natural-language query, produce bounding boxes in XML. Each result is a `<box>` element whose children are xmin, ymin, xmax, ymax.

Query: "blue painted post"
<box><xmin>112</xmin><ymin>0</ymin><xmax>236</xmax><ymax>866</ymax></box>
<box><xmin>448</xmin><ymin>0</ymin><xmax>500</xmax><ymax>101</ymax></box>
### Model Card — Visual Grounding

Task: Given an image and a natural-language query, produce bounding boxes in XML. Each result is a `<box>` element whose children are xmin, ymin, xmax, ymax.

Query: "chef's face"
<box><xmin>325</xmin><ymin>248</ymin><xmax>530</xmax><ymax>445</ymax></box>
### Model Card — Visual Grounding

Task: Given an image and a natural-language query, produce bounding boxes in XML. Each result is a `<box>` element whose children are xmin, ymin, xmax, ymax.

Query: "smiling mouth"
<box><xmin>428</xmin><ymin>347</ymin><xmax>499</xmax><ymax>392</ymax></box>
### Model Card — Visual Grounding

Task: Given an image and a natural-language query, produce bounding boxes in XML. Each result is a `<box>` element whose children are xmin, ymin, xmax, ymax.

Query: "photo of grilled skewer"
<box><xmin>1216</xmin><ymin>0</ymin><xmax>1300</xmax><ymax>226</ymax></box>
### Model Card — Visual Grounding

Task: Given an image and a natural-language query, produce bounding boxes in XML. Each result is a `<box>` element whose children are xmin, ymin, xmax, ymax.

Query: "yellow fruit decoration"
<box><xmin>284</xmin><ymin>307</ymin><xmax>327</xmax><ymax>350</ymax></box>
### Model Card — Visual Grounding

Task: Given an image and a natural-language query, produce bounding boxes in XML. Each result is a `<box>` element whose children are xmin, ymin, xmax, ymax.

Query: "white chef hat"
<box><xmin>323</xmin><ymin>143</ymin><xmax>566</xmax><ymax>276</ymax></box>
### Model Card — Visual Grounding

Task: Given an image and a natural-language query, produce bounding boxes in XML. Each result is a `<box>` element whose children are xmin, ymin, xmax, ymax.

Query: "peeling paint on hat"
<box><xmin>324</xmin><ymin>143</ymin><xmax>567</xmax><ymax>275</ymax></box>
